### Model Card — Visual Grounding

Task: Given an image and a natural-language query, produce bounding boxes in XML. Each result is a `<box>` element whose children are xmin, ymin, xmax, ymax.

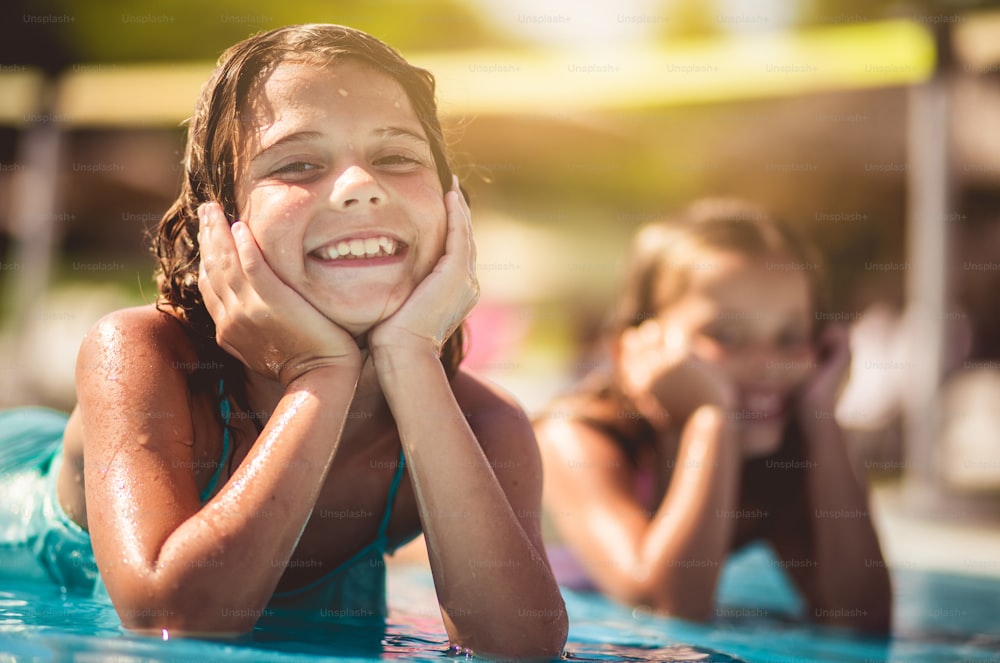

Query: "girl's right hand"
<box><xmin>619</xmin><ymin>318</ymin><xmax>737</xmax><ymax>427</ymax></box>
<box><xmin>197</xmin><ymin>202</ymin><xmax>361</xmax><ymax>385</ymax></box>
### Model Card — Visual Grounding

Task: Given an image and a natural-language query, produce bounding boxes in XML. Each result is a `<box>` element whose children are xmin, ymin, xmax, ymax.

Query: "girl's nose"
<box><xmin>330</xmin><ymin>165</ymin><xmax>384</xmax><ymax>209</ymax></box>
<box><xmin>745</xmin><ymin>343</ymin><xmax>786</xmax><ymax>382</ymax></box>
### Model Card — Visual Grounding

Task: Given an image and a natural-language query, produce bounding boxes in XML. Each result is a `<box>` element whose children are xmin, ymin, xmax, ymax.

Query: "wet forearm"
<box><xmin>373</xmin><ymin>345</ymin><xmax>566</xmax><ymax>657</ymax></box>
<box><xmin>636</xmin><ymin>406</ymin><xmax>741</xmax><ymax>619</ymax></box>
<box><xmin>801</xmin><ymin>418</ymin><xmax>892</xmax><ymax>631</ymax></box>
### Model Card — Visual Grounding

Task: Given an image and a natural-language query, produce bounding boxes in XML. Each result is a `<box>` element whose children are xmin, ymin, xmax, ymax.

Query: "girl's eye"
<box><xmin>705</xmin><ymin>326</ymin><xmax>744</xmax><ymax>348</ymax></box>
<box><xmin>374</xmin><ymin>153</ymin><xmax>423</xmax><ymax>168</ymax></box>
<box><xmin>270</xmin><ymin>161</ymin><xmax>321</xmax><ymax>177</ymax></box>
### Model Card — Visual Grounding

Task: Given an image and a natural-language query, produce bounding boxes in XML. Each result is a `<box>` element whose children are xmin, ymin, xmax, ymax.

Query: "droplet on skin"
<box><xmin>338</xmin><ymin>88</ymin><xmax>348</xmax><ymax>96</ymax></box>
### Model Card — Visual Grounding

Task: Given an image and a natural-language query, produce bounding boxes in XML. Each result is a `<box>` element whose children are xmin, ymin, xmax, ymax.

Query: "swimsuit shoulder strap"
<box><xmin>374</xmin><ymin>448</ymin><xmax>406</xmax><ymax>543</ymax></box>
<box><xmin>199</xmin><ymin>379</ymin><xmax>232</xmax><ymax>503</ymax></box>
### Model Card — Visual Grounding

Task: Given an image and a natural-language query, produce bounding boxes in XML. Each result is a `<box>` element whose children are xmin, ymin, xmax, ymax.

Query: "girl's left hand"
<box><xmin>368</xmin><ymin>176</ymin><xmax>479</xmax><ymax>356</ymax></box>
<box><xmin>797</xmin><ymin>323</ymin><xmax>851</xmax><ymax>417</ymax></box>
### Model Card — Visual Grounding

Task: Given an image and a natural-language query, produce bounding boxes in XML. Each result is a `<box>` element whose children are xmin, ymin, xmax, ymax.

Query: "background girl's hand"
<box><xmin>197</xmin><ymin>202</ymin><xmax>361</xmax><ymax>385</ymax></box>
<box><xmin>368</xmin><ymin>176</ymin><xmax>479</xmax><ymax>356</ymax></box>
<box><xmin>619</xmin><ymin>318</ymin><xmax>737</xmax><ymax>428</ymax></box>
<box><xmin>797</xmin><ymin>323</ymin><xmax>850</xmax><ymax>417</ymax></box>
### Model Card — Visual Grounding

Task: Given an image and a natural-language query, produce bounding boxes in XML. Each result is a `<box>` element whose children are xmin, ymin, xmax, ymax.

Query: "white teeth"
<box><xmin>316</xmin><ymin>236</ymin><xmax>399</xmax><ymax>260</ymax></box>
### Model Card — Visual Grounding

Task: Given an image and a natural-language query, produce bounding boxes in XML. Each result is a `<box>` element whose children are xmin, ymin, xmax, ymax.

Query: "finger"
<box><xmin>198</xmin><ymin>202</ymin><xmax>242</xmax><ymax>297</ymax></box>
<box><xmin>445</xmin><ymin>176</ymin><xmax>475</xmax><ymax>269</ymax></box>
<box><xmin>660</xmin><ymin>320</ymin><xmax>687</xmax><ymax>355</ymax></box>
<box><xmin>230</xmin><ymin>221</ymin><xmax>290</xmax><ymax>301</ymax></box>
<box><xmin>198</xmin><ymin>259</ymin><xmax>225</xmax><ymax>322</ymax></box>
<box><xmin>636</xmin><ymin>318</ymin><xmax>664</xmax><ymax>350</ymax></box>
<box><xmin>198</xmin><ymin>202</ymin><xmax>228</xmax><ymax>250</ymax></box>
<box><xmin>620</xmin><ymin>327</ymin><xmax>649</xmax><ymax>374</ymax></box>
<box><xmin>616</xmin><ymin>329</ymin><xmax>640</xmax><ymax>388</ymax></box>
<box><xmin>198</xmin><ymin>258</ymin><xmax>247</xmax><ymax>367</ymax></box>
<box><xmin>197</xmin><ymin>206</ymin><xmax>233</xmax><ymax>318</ymax></box>
<box><xmin>620</xmin><ymin>326</ymin><xmax>639</xmax><ymax>356</ymax></box>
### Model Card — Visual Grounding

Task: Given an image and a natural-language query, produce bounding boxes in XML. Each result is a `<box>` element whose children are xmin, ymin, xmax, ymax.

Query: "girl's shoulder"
<box><xmin>450</xmin><ymin>367</ymin><xmax>531</xmax><ymax>428</ymax></box>
<box><xmin>77</xmin><ymin>304</ymin><xmax>204</xmax><ymax>380</ymax></box>
<box><xmin>83</xmin><ymin>304</ymin><xmax>196</xmax><ymax>351</ymax></box>
<box><xmin>533</xmin><ymin>370</ymin><xmax>656</xmax><ymax>465</ymax></box>
<box><xmin>446</xmin><ymin>369</ymin><xmax>549</xmax><ymax>508</ymax></box>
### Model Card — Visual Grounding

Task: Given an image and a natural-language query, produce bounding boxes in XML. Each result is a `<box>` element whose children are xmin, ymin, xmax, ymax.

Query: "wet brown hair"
<box><xmin>152</xmin><ymin>24</ymin><xmax>466</xmax><ymax>400</ymax></box>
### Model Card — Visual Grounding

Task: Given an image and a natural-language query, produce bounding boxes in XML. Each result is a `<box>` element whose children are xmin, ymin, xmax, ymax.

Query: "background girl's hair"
<box><xmin>609</xmin><ymin>197</ymin><xmax>830</xmax><ymax>339</ymax></box>
<box><xmin>151</xmin><ymin>23</ymin><xmax>465</xmax><ymax>403</ymax></box>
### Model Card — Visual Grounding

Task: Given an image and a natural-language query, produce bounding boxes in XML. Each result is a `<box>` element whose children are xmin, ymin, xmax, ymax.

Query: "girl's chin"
<box><xmin>739</xmin><ymin>420</ymin><xmax>786</xmax><ymax>459</ymax></box>
<box><xmin>310</xmin><ymin>299</ymin><xmax>404</xmax><ymax>337</ymax></box>
<box><xmin>326</xmin><ymin>316</ymin><xmax>388</xmax><ymax>341</ymax></box>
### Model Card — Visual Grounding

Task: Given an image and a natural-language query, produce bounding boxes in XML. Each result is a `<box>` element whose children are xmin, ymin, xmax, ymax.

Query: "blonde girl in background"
<box><xmin>535</xmin><ymin>199</ymin><xmax>891</xmax><ymax>632</ymax></box>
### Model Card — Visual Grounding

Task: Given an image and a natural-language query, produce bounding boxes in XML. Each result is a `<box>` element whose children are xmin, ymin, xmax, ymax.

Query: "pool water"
<box><xmin>0</xmin><ymin>545</ymin><xmax>998</xmax><ymax>662</ymax></box>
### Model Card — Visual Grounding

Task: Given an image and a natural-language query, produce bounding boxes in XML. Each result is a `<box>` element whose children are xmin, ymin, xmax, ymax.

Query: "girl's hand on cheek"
<box><xmin>369</xmin><ymin>176</ymin><xmax>479</xmax><ymax>357</ymax></box>
<box><xmin>619</xmin><ymin>319</ymin><xmax>737</xmax><ymax>428</ymax></box>
<box><xmin>197</xmin><ymin>202</ymin><xmax>361</xmax><ymax>385</ymax></box>
<box><xmin>797</xmin><ymin>323</ymin><xmax>850</xmax><ymax>417</ymax></box>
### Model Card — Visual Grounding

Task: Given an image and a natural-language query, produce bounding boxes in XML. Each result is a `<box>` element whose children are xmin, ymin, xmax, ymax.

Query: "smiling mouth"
<box><xmin>736</xmin><ymin>391</ymin><xmax>787</xmax><ymax>422</ymax></box>
<box><xmin>311</xmin><ymin>236</ymin><xmax>403</xmax><ymax>261</ymax></box>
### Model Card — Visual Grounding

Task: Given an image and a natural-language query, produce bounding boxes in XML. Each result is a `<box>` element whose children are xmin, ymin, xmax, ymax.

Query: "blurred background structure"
<box><xmin>2</xmin><ymin>0</ymin><xmax>1000</xmax><ymax>558</ymax></box>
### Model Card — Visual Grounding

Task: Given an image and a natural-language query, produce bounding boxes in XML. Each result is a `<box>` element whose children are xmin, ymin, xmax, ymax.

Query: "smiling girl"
<box><xmin>535</xmin><ymin>199</ymin><xmax>891</xmax><ymax>632</ymax></box>
<box><xmin>0</xmin><ymin>24</ymin><xmax>566</xmax><ymax>658</ymax></box>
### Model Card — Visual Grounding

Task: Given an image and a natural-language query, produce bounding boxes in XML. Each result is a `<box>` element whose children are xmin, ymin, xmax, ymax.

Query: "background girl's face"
<box><xmin>661</xmin><ymin>248</ymin><xmax>817</xmax><ymax>458</ymax></box>
<box><xmin>234</xmin><ymin>59</ymin><xmax>447</xmax><ymax>337</ymax></box>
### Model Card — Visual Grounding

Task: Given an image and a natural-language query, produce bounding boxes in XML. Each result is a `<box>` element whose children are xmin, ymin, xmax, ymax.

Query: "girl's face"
<box><xmin>234</xmin><ymin>59</ymin><xmax>446</xmax><ymax>337</ymax></box>
<box><xmin>661</xmin><ymin>249</ymin><xmax>817</xmax><ymax>458</ymax></box>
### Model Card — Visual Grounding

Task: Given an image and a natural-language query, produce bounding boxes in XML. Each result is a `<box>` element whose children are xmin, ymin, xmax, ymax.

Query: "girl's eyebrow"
<box><xmin>251</xmin><ymin>130</ymin><xmax>323</xmax><ymax>163</ymax></box>
<box><xmin>251</xmin><ymin>126</ymin><xmax>428</xmax><ymax>164</ymax></box>
<box><xmin>375</xmin><ymin>126</ymin><xmax>429</xmax><ymax>145</ymax></box>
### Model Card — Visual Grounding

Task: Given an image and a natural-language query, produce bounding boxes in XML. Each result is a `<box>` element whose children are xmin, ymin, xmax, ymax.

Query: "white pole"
<box><xmin>903</xmin><ymin>26</ymin><xmax>952</xmax><ymax>509</ymax></box>
<box><xmin>3</xmin><ymin>81</ymin><xmax>63</xmax><ymax>403</ymax></box>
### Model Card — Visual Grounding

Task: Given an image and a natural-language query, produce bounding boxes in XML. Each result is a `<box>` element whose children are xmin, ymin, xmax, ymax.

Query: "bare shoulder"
<box><xmin>534</xmin><ymin>408</ymin><xmax>621</xmax><ymax>457</ymax></box>
<box><xmin>533</xmin><ymin>408</ymin><xmax>635</xmax><ymax>487</ymax></box>
<box><xmin>450</xmin><ymin>368</ymin><xmax>541</xmax><ymax>476</ymax></box>
<box><xmin>74</xmin><ymin>304</ymin><xmax>207</xmax><ymax>451</ymax></box>
<box><xmin>451</xmin><ymin>369</ymin><xmax>534</xmax><ymax>442</ymax></box>
<box><xmin>78</xmin><ymin>304</ymin><xmax>197</xmax><ymax>369</ymax></box>
<box><xmin>69</xmin><ymin>305</ymin><xmax>217</xmax><ymax>532</ymax></box>
<box><xmin>451</xmin><ymin>368</ymin><xmax>531</xmax><ymax>424</ymax></box>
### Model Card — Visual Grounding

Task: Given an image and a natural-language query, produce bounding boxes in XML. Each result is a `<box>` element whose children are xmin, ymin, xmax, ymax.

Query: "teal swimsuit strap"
<box><xmin>375</xmin><ymin>449</ymin><xmax>407</xmax><ymax>545</ymax></box>
<box><xmin>199</xmin><ymin>379</ymin><xmax>232</xmax><ymax>503</ymax></box>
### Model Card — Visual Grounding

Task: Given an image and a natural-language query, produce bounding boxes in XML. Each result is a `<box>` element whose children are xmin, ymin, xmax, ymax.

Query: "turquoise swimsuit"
<box><xmin>0</xmin><ymin>403</ymin><xmax>412</xmax><ymax>625</ymax></box>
